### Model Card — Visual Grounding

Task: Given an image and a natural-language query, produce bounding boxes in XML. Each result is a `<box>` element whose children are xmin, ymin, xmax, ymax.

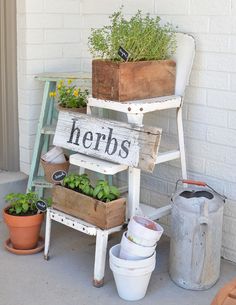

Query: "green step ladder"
<box><xmin>27</xmin><ymin>72</ymin><xmax>91</xmax><ymax>197</ymax></box>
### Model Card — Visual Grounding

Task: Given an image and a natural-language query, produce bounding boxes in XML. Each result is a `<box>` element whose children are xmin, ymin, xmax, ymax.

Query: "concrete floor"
<box><xmin>1</xmin><ymin>220</ymin><xmax>236</xmax><ymax>305</ymax></box>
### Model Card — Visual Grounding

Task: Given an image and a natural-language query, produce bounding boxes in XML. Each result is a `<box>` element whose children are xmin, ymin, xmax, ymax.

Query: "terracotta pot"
<box><xmin>3</xmin><ymin>208</ymin><xmax>44</xmax><ymax>250</ymax></box>
<box><xmin>211</xmin><ymin>278</ymin><xmax>236</xmax><ymax>305</ymax></box>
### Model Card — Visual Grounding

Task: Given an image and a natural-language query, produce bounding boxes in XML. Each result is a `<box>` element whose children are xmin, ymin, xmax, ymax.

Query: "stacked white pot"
<box><xmin>109</xmin><ymin>216</ymin><xmax>164</xmax><ymax>301</ymax></box>
<box><xmin>120</xmin><ymin>216</ymin><xmax>164</xmax><ymax>260</ymax></box>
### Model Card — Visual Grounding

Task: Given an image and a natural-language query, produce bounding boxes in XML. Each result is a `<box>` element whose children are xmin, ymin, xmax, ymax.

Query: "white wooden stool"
<box><xmin>44</xmin><ymin>32</ymin><xmax>195</xmax><ymax>287</ymax></box>
<box><xmin>44</xmin><ymin>155</ymin><xmax>128</xmax><ymax>287</ymax></box>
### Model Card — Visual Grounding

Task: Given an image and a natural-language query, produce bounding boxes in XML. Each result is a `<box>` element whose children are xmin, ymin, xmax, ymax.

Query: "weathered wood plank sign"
<box><xmin>53</xmin><ymin>111</ymin><xmax>162</xmax><ymax>172</ymax></box>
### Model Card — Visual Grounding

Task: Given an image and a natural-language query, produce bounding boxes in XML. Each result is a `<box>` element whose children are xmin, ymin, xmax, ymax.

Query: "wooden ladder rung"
<box><xmin>41</xmin><ymin>125</ymin><xmax>56</xmax><ymax>135</ymax></box>
<box><xmin>70</xmin><ymin>153</ymin><xmax>128</xmax><ymax>175</ymax></box>
<box><xmin>32</xmin><ymin>176</ymin><xmax>53</xmax><ymax>188</ymax></box>
<box><xmin>140</xmin><ymin>203</ymin><xmax>172</xmax><ymax>220</ymax></box>
<box><xmin>155</xmin><ymin>150</ymin><xmax>181</xmax><ymax>164</ymax></box>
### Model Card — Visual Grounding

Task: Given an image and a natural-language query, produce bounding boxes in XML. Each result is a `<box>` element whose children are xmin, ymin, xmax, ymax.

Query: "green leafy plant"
<box><xmin>4</xmin><ymin>192</ymin><xmax>52</xmax><ymax>216</ymax></box>
<box><xmin>93</xmin><ymin>180</ymin><xmax>120</xmax><ymax>202</ymax></box>
<box><xmin>88</xmin><ymin>8</ymin><xmax>176</xmax><ymax>62</ymax></box>
<box><xmin>63</xmin><ymin>173</ymin><xmax>94</xmax><ymax>197</ymax></box>
<box><xmin>62</xmin><ymin>174</ymin><xmax>120</xmax><ymax>203</ymax></box>
<box><xmin>49</xmin><ymin>79</ymin><xmax>89</xmax><ymax>109</ymax></box>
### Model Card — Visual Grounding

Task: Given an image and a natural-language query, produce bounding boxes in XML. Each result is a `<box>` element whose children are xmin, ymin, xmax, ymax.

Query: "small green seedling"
<box><xmin>4</xmin><ymin>192</ymin><xmax>52</xmax><ymax>216</ymax></box>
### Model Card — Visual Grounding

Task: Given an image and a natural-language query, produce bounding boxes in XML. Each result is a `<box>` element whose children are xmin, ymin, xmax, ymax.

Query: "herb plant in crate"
<box><xmin>3</xmin><ymin>192</ymin><xmax>52</xmax><ymax>254</ymax></box>
<box><xmin>88</xmin><ymin>8</ymin><xmax>177</xmax><ymax>101</ymax></box>
<box><xmin>52</xmin><ymin>173</ymin><xmax>126</xmax><ymax>229</ymax></box>
<box><xmin>49</xmin><ymin>79</ymin><xmax>89</xmax><ymax>113</ymax></box>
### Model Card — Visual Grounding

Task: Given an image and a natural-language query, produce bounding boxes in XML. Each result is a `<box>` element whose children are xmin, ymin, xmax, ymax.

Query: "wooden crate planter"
<box><xmin>52</xmin><ymin>185</ymin><xmax>126</xmax><ymax>229</ymax></box>
<box><xmin>92</xmin><ymin>59</ymin><xmax>176</xmax><ymax>102</ymax></box>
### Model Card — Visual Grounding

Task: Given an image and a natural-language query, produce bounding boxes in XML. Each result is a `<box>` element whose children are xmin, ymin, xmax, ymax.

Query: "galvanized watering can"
<box><xmin>169</xmin><ymin>179</ymin><xmax>226</xmax><ymax>290</ymax></box>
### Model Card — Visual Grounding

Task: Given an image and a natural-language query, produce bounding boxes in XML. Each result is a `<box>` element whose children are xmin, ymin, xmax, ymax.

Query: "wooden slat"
<box><xmin>88</xmin><ymin>95</ymin><xmax>182</xmax><ymax>114</ymax></box>
<box><xmin>32</xmin><ymin>176</ymin><xmax>53</xmax><ymax>188</ymax></box>
<box><xmin>155</xmin><ymin>150</ymin><xmax>181</xmax><ymax>164</ymax></box>
<box><xmin>69</xmin><ymin>153</ymin><xmax>128</xmax><ymax>175</ymax></box>
<box><xmin>35</xmin><ymin>72</ymin><xmax>91</xmax><ymax>82</ymax></box>
<box><xmin>140</xmin><ymin>203</ymin><xmax>172</xmax><ymax>220</ymax></box>
<box><xmin>41</xmin><ymin>125</ymin><xmax>56</xmax><ymax>135</ymax></box>
<box><xmin>53</xmin><ymin>111</ymin><xmax>162</xmax><ymax>172</ymax></box>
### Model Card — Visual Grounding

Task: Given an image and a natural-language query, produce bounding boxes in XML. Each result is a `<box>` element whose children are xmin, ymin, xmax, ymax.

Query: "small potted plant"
<box><xmin>52</xmin><ymin>173</ymin><xmax>126</xmax><ymax>229</ymax></box>
<box><xmin>3</xmin><ymin>192</ymin><xmax>51</xmax><ymax>254</ymax></box>
<box><xmin>49</xmin><ymin>79</ymin><xmax>89</xmax><ymax>113</ymax></box>
<box><xmin>88</xmin><ymin>8</ymin><xmax>177</xmax><ymax>101</ymax></box>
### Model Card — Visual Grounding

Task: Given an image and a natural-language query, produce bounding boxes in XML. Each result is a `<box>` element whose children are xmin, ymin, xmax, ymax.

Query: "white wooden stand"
<box><xmin>44</xmin><ymin>32</ymin><xmax>196</xmax><ymax>287</ymax></box>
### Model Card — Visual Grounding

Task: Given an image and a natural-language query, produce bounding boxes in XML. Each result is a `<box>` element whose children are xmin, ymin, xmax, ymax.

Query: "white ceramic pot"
<box><xmin>110</xmin><ymin>244</ymin><xmax>156</xmax><ymax>301</ymax></box>
<box><xmin>127</xmin><ymin>215</ymin><xmax>164</xmax><ymax>247</ymax></box>
<box><xmin>120</xmin><ymin>231</ymin><xmax>156</xmax><ymax>260</ymax></box>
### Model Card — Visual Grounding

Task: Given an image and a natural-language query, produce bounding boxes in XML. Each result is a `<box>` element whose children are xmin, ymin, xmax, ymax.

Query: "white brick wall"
<box><xmin>17</xmin><ymin>0</ymin><xmax>236</xmax><ymax>262</ymax></box>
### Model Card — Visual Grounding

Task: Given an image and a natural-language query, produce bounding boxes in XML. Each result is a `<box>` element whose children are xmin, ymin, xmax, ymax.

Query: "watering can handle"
<box><xmin>182</xmin><ymin>179</ymin><xmax>207</xmax><ymax>187</ymax></box>
<box><xmin>175</xmin><ymin>179</ymin><xmax>206</xmax><ymax>191</ymax></box>
<box><xmin>175</xmin><ymin>179</ymin><xmax>227</xmax><ymax>201</ymax></box>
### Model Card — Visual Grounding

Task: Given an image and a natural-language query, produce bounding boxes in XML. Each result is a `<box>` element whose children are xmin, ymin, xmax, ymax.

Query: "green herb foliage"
<box><xmin>88</xmin><ymin>8</ymin><xmax>176</xmax><ymax>62</ymax></box>
<box><xmin>63</xmin><ymin>174</ymin><xmax>120</xmax><ymax>203</ymax></box>
<box><xmin>4</xmin><ymin>192</ymin><xmax>52</xmax><ymax>216</ymax></box>
<box><xmin>63</xmin><ymin>173</ymin><xmax>94</xmax><ymax>197</ymax></box>
<box><xmin>93</xmin><ymin>180</ymin><xmax>120</xmax><ymax>202</ymax></box>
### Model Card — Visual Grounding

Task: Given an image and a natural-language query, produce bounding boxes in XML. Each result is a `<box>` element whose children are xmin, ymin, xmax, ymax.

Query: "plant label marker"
<box><xmin>52</xmin><ymin>170</ymin><xmax>67</xmax><ymax>183</ymax></box>
<box><xmin>36</xmin><ymin>200</ymin><xmax>48</xmax><ymax>213</ymax></box>
<box><xmin>118</xmin><ymin>46</ymin><xmax>129</xmax><ymax>61</ymax></box>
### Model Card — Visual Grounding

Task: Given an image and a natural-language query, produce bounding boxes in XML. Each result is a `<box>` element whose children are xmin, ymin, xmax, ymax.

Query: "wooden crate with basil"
<box><xmin>52</xmin><ymin>176</ymin><xmax>126</xmax><ymax>230</ymax></box>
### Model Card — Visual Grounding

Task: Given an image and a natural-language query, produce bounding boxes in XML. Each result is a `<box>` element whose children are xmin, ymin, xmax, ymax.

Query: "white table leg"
<box><xmin>93</xmin><ymin>230</ymin><xmax>109</xmax><ymax>287</ymax></box>
<box><xmin>176</xmin><ymin>106</ymin><xmax>187</xmax><ymax>179</ymax></box>
<box><xmin>126</xmin><ymin>113</ymin><xmax>143</xmax><ymax>219</ymax></box>
<box><xmin>128</xmin><ymin>167</ymin><xmax>141</xmax><ymax>219</ymax></box>
<box><xmin>44</xmin><ymin>209</ymin><xmax>52</xmax><ymax>260</ymax></box>
<box><xmin>79</xmin><ymin>167</ymin><xmax>85</xmax><ymax>175</ymax></box>
<box><xmin>127</xmin><ymin>113</ymin><xmax>143</xmax><ymax>125</ymax></box>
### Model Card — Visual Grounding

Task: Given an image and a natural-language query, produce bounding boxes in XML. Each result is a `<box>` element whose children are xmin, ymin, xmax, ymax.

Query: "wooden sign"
<box><xmin>53</xmin><ymin>112</ymin><xmax>161</xmax><ymax>172</ymax></box>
